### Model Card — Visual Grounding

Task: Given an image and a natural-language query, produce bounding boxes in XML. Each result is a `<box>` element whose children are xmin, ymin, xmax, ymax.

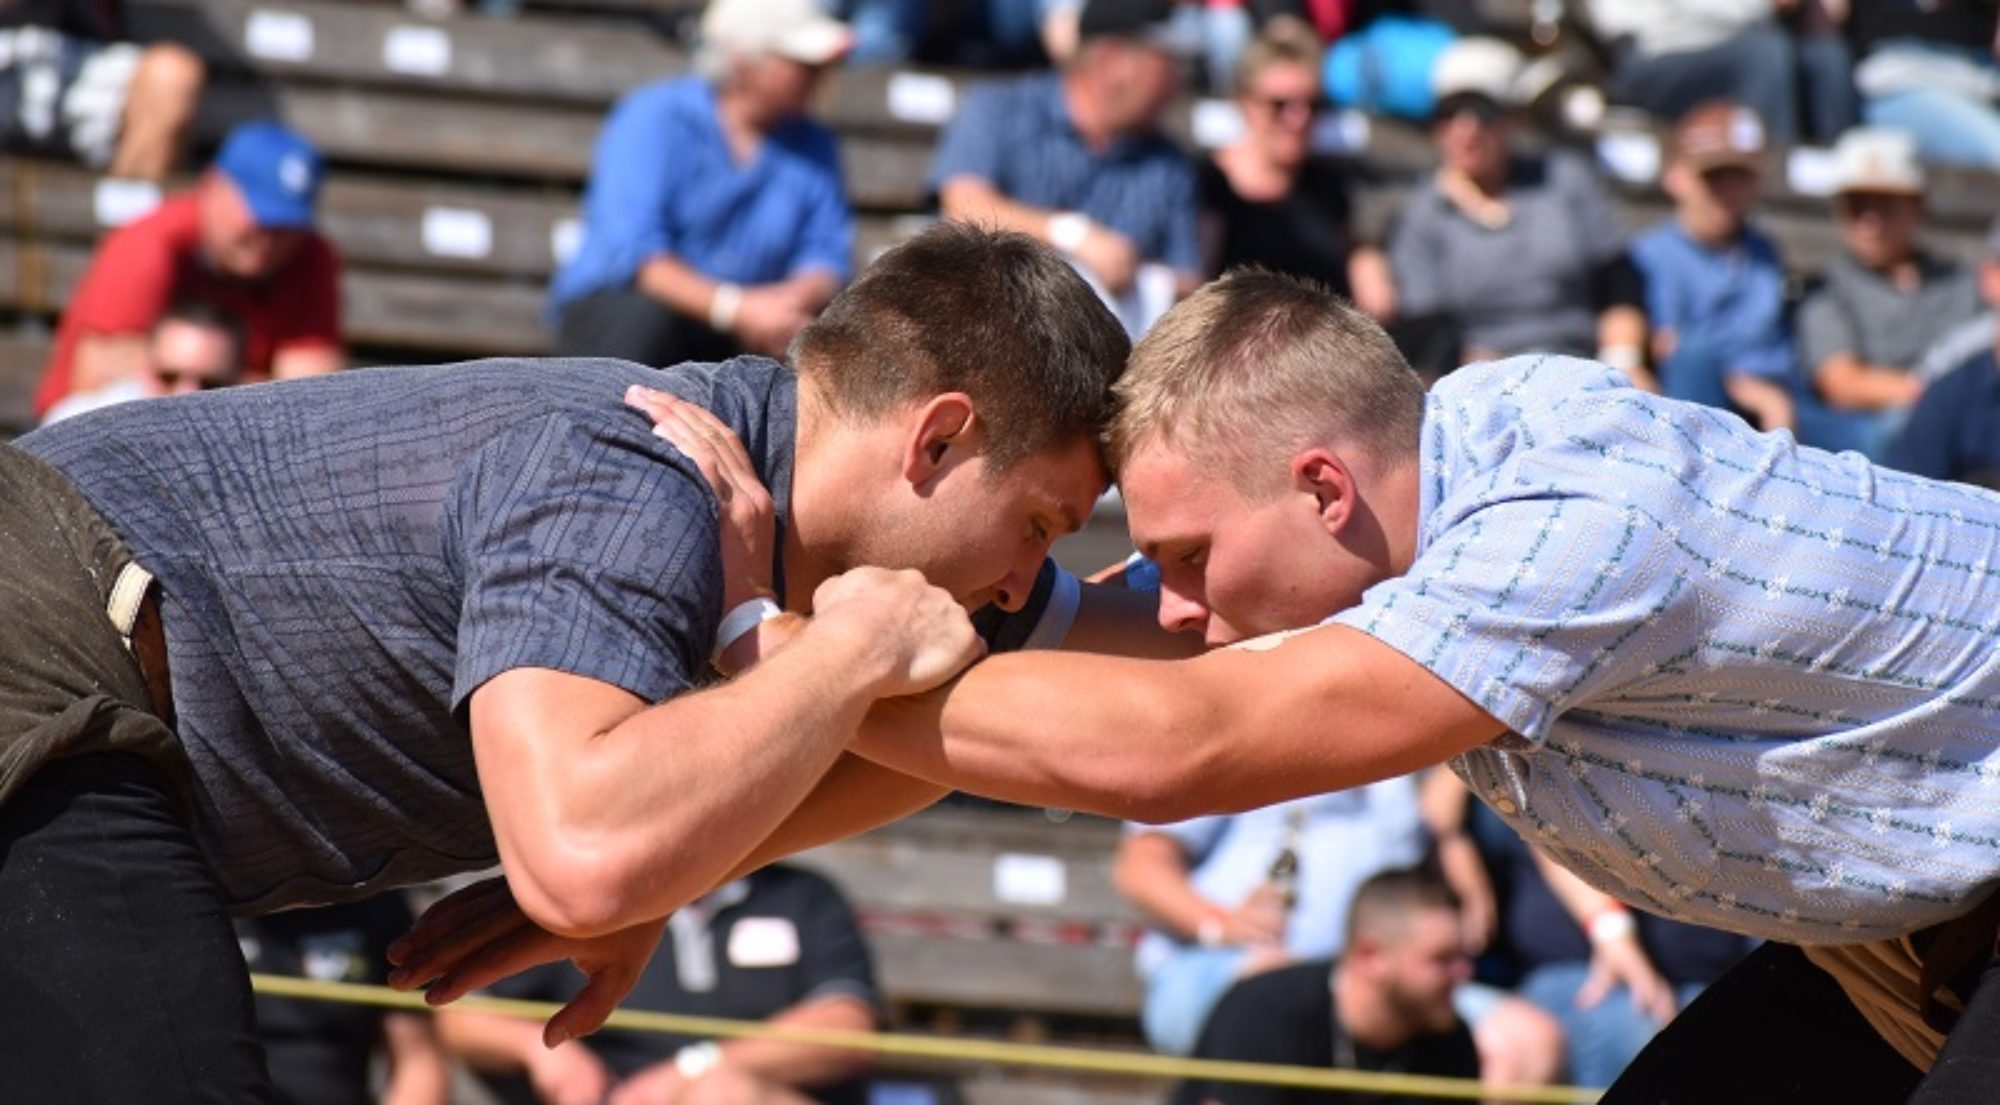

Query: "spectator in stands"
<box><xmin>238</xmin><ymin>895</ymin><xmax>453</xmax><ymax>1105</ymax></box>
<box><xmin>1169</xmin><ymin>868</ymin><xmax>1482</xmax><ymax>1105</ymax></box>
<box><xmin>1844</xmin><ymin>0</ymin><xmax>2000</xmax><ymax>169</ymax></box>
<box><xmin>1115</xmin><ymin>789</ymin><xmax>1565</xmax><ymax>1093</ymax></box>
<box><xmin>1452</xmin><ymin>782</ymin><xmax>1756</xmax><ymax>1090</ymax></box>
<box><xmin>40</xmin><ymin>300</ymin><xmax>243</xmax><ymax>425</ymax></box>
<box><xmin>1630</xmin><ymin>101</ymin><xmax>1797</xmax><ymax>432</ymax></box>
<box><xmin>1585</xmin><ymin>0</ymin><xmax>1854</xmax><ymax>144</ymax></box>
<box><xmin>30</xmin><ymin>120</ymin><xmax>342</xmax><ymax>421</ymax></box>
<box><xmin>439</xmin><ymin>864</ymin><xmax>877</xmax><ymax>1105</ymax></box>
<box><xmin>1887</xmin><ymin>217</ymin><xmax>2000</xmax><ymax>484</ymax></box>
<box><xmin>549</xmin><ymin>0</ymin><xmax>855</xmax><ymax>367</ymax></box>
<box><xmin>0</xmin><ymin>0</ymin><xmax>204</xmax><ymax>181</ymax></box>
<box><xmin>1385</xmin><ymin>37</ymin><xmax>1651</xmax><ymax>382</ymax></box>
<box><xmin>1796</xmin><ymin>127</ymin><xmax>1981</xmax><ymax>459</ymax></box>
<box><xmin>930</xmin><ymin>0</ymin><xmax>1201</xmax><ymax>334</ymax></box>
<box><xmin>1200</xmin><ymin>17</ymin><xmax>1396</xmax><ymax>320</ymax></box>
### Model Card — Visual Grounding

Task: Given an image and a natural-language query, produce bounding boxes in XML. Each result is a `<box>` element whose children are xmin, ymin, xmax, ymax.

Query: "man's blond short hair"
<box><xmin>1108</xmin><ymin>269</ymin><xmax>1425</xmax><ymax>493</ymax></box>
<box><xmin>1236</xmin><ymin>15</ymin><xmax>1322</xmax><ymax>96</ymax></box>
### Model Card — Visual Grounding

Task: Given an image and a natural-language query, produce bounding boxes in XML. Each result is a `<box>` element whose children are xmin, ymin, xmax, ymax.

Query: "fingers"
<box><xmin>1574</xmin><ymin>965</ymin><xmax>1612</xmax><ymax>1011</ymax></box>
<box><xmin>422</xmin><ymin>922</ymin><xmax>568</xmax><ymax>1007</ymax></box>
<box><xmin>545</xmin><ymin>958</ymin><xmax>644</xmax><ymax>1047</ymax></box>
<box><xmin>388</xmin><ymin>876</ymin><xmax>515</xmax><ymax>972</ymax></box>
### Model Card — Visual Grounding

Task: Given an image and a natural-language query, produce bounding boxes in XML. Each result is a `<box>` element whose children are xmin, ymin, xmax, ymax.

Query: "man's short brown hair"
<box><xmin>795</xmin><ymin>222</ymin><xmax>1132</xmax><ymax>469</ymax></box>
<box><xmin>1109</xmin><ymin>268</ymin><xmax>1424</xmax><ymax>491</ymax></box>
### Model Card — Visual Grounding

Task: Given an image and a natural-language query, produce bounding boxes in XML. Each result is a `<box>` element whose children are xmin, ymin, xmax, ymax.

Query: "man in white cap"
<box><xmin>549</xmin><ymin>0</ymin><xmax>856</xmax><ymax>367</ymax></box>
<box><xmin>1797</xmin><ymin>126</ymin><xmax>1981</xmax><ymax>459</ymax></box>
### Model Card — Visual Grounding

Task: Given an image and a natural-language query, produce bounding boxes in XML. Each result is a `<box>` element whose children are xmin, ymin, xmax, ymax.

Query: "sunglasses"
<box><xmin>1249</xmin><ymin>94</ymin><xmax>1321</xmax><ymax>119</ymax></box>
<box><xmin>1434</xmin><ymin>95</ymin><xmax>1506</xmax><ymax>126</ymax></box>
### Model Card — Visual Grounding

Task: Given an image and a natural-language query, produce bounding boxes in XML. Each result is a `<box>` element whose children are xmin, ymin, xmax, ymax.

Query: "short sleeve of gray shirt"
<box><xmin>1797</xmin><ymin>285</ymin><xmax>1863</xmax><ymax>376</ymax></box>
<box><xmin>450</xmin><ymin>413</ymin><xmax>722</xmax><ymax>710</ymax></box>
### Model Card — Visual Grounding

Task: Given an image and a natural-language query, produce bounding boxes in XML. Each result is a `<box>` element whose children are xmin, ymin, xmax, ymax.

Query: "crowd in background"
<box><xmin>12</xmin><ymin>0</ymin><xmax>2000</xmax><ymax>1101</ymax></box>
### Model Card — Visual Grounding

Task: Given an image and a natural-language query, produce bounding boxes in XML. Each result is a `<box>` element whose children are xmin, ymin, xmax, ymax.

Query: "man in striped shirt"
<box><xmin>835</xmin><ymin>270</ymin><xmax>2000</xmax><ymax>1102</ymax></box>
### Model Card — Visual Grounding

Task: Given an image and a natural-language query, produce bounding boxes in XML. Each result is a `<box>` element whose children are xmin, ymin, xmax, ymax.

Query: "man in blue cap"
<box><xmin>33</xmin><ymin>119</ymin><xmax>346</xmax><ymax>420</ymax></box>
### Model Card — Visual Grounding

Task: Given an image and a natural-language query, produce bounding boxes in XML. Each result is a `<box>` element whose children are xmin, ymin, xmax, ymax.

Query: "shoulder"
<box><xmin>1628</xmin><ymin>221</ymin><xmax>1680</xmax><ymax>266</ymax></box>
<box><xmin>610</xmin><ymin>76</ymin><xmax>708</xmax><ymax>132</ymax></box>
<box><xmin>1219</xmin><ymin>960</ymin><xmax>1330</xmax><ymax>1012</ymax></box>
<box><xmin>774</xmin><ymin>116</ymin><xmax>842</xmax><ymax>164</ymax></box>
<box><xmin>97</xmin><ymin>190</ymin><xmax>199</xmax><ymax>260</ymax></box>
<box><xmin>1540</xmin><ymin>149</ymin><xmax>1606</xmax><ymax>193</ymax></box>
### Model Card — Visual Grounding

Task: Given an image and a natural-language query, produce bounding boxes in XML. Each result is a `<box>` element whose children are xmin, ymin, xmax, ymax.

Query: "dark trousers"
<box><xmin>554</xmin><ymin>287</ymin><xmax>742</xmax><ymax>368</ymax></box>
<box><xmin>0</xmin><ymin>754</ymin><xmax>279</xmax><ymax>1104</ymax></box>
<box><xmin>1599</xmin><ymin>939</ymin><xmax>2000</xmax><ymax>1104</ymax></box>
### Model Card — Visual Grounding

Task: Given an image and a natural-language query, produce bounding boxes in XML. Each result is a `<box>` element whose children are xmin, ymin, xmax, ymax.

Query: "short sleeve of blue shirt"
<box><xmin>450</xmin><ymin>414</ymin><xmax>722</xmax><ymax>709</ymax></box>
<box><xmin>1330</xmin><ymin>490</ymin><xmax>1700</xmax><ymax>744</ymax></box>
<box><xmin>927</xmin><ymin>81</ymin><xmax>1010</xmax><ymax>196</ymax></box>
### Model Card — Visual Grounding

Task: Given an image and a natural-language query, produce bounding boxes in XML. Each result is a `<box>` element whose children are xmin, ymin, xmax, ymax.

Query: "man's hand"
<box><xmin>625</xmin><ymin>385</ymin><xmax>777</xmax><ymax>612</ymax></box>
<box><xmin>734</xmin><ymin>286</ymin><xmax>814</xmax><ymax>357</ymax></box>
<box><xmin>1073</xmin><ymin>224</ymin><xmax>1140</xmax><ymax>294</ymax></box>
<box><xmin>1220</xmin><ymin>883</ymin><xmax>1288</xmax><ymax>947</ymax></box>
<box><xmin>388</xmin><ymin>877</ymin><xmax>666</xmax><ymax>1046</ymax></box>
<box><xmin>812</xmin><ymin>567</ymin><xmax>986</xmax><ymax>697</ymax></box>
<box><xmin>528</xmin><ymin>1039</ymin><xmax>617</xmax><ymax>1105</ymax></box>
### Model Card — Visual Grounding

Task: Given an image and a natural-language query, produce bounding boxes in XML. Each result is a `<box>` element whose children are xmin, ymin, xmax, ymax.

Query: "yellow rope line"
<box><xmin>249</xmin><ymin>973</ymin><xmax>1600</xmax><ymax>1103</ymax></box>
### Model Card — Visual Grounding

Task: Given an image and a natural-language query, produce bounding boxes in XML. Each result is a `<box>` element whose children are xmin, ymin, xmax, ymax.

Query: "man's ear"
<box><xmin>902</xmin><ymin>392</ymin><xmax>979</xmax><ymax>491</ymax></box>
<box><xmin>1292</xmin><ymin>447</ymin><xmax>1358</xmax><ymax>537</ymax></box>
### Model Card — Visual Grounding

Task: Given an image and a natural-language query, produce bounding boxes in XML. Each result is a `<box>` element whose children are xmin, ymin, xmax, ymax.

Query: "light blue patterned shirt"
<box><xmin>1330</xmin><ymin>355</ymin><xmax>2000</xmax><ymax>945</ymax></box>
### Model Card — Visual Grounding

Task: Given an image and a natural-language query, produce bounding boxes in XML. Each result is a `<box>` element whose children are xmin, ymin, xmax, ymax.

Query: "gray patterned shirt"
<box><xmin>1332</xmin><ymin>355</ymin><xmax>2000</xmax><ymax>944</ymax></box>
<box><xmin>22</xmin><ymin>356</ymin><xmax>790</xmax><ymax>912</ymax></box>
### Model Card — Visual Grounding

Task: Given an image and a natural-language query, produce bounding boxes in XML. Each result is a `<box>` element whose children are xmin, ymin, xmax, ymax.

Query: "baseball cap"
<box><xmin>215</xmin><ymin>121</ymin><xmax>323</xmax><ymax>229</ymax></box>
<box><xmin>1431</xmin><ymin>37</ymin><xmax>1526</xmax><ymax>109</ymax></box>
<box><xmin>1830</xmin><ymin>127</ymin><xmax>1925</xmax><ymax>196</ymax></box>
<box><xmin>1674</xmin><ymin>101</ymin><xmax>1766</xmax><ymax>171</ymax></box>
<box><xmin>1077</xmin><ymin>0</ymin><xmax>1200</xmax><ymax>56</ymax></box>
<box><xmin>701</xmin><ymin>0</ymin><xmax>853</xmax><ymax>66</ymax></box>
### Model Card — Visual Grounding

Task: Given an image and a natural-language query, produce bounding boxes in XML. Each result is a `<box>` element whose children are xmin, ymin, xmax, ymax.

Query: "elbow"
<box><xmin>502</xmin><ymin>837</ymin><xmax>665</xmax><ymax>940</ymax></box>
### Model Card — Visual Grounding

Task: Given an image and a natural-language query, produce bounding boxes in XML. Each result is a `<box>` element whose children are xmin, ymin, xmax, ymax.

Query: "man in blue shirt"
<box><xmin>1630</xmin><ymin>100</ymin><xmax>1797</xmax><ymax>433</ymax></box>
<box><xmin>0</xmin><ymin>225</ymin><xmax>1137</xmax><ymax>1104</ymax></box>
<box><xmin>550</xmin><ymin>0</ymin><xmax>855</xmax><ymax>367</ymax></box>
<box><xmin>929</xmin><ymin>0</ymin><xmax>1201</xmax><ymax>317</ymax></box>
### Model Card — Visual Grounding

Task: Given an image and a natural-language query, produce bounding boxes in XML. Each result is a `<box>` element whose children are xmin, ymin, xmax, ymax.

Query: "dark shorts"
<box><xmin>0</xmin><ymin>443</ymin><xmax>187</xmax><ymax>810</ymax></box>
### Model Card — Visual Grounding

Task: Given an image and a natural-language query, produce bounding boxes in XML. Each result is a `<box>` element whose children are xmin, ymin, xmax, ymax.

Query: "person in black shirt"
<box><xmin>439</xmin><ymin>865</ymin><xmax>878</xmax><ymax>1105</ymax></box>
<box><xmin>238</xmin><ymin>895</ymin><xmax>452</xmax><ymax>1105</ymax></box>
<box><xmin>1198</xmin><ymin>17</ymin><xmax>1396</xmax><ymax>322</ymax></box>
<box><xmin>1172</xmin><ymin>868</ymin><xmax>1480</xmax><ymax>1105</ymax></box>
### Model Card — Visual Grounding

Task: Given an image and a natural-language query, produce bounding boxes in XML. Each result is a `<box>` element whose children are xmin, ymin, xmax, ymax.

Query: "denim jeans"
<box><xmin>1519</xmin><ymin>961</ymin><xmax>1708</xmax><ymax>1089</ymax></box>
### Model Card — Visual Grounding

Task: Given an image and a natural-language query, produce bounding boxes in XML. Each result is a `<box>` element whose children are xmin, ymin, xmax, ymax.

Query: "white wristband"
<box><xmin>1598</xmin><ymin>344</ymin><xmax>1644</xmax><ymax>374</ymax></box>
<box><xmin>709</xmin><ymin>282</ymin><xmax>743</xmax><ymax>333</ymax></box>
<box><xmin>674</xmin><ymin>1040</ymin><xmax>723</xmax><ymax>1078</ymax></box>
<box><xmin>1048</xmin><ymin>212</ymin><xmax>1092</xmax><ymax>254</ymax></box>
<box><xmin>1587</xmin><ymin>907</ymin><xmax>1636</xmax><ymax>946</ymax></box>
<box><xmin>711</xmin><ymin>597</ymin><xmax>783</xmax><ymax>666</ymax></box>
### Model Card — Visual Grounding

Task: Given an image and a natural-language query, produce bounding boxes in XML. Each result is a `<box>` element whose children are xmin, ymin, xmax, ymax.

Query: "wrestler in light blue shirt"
<box><xmin>1331</xmin><ymin>355</ymin><xmax>2000</xmax><ymax>945</ymax></box>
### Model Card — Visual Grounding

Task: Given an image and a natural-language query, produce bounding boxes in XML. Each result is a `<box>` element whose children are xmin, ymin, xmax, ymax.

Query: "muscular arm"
<box><xmin>469</xmin><ymin>612</ymin><xmax>924</xmax><ymax>939</ymax></box>
<box><xmin>854</xmin><ymin>624</ymin><xmax>1507</xmax><ymax>823</ymax></box>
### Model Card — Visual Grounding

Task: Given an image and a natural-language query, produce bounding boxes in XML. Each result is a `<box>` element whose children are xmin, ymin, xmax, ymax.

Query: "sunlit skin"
<box><xmin>730</xmin><ymin>54</ymin><xmax>832</xmax><ymax>132</ymax></box>
<box><xmin>1074</xmin><ymin>39</ymin><xmax>1180</xmax><ymax>142</ymax></box>
<box><xmin>1120</xmin><ymin>437</ymin><xmax>1419</xmax><ymax>647</ymax></box>
<box><xmin>195</xmin><ymin>172</ymin><xmax>308</xmax><ymax>280</ymax></box>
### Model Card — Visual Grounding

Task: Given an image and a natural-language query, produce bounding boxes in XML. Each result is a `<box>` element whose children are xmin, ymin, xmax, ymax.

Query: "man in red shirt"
<box><xmin>34</xmin><ymin>120</ymin><xmax>344</xmax><ymax>419</ymax></box>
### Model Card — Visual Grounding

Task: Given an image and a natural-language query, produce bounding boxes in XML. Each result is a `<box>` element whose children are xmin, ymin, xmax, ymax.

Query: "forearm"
<box><xmin>725</xmin><ymin>753</ymin><xmax>948</xmax><ymax>880</ymax></box>
<box><xmin>938</xmin><ymin>178</ymin><xmax>1068</xmax><ymax>246</ymax></box>
<box><xmin>779</xmin><ymin>268</ymin><xmax>842</xmax><ymax>313</ymax></box>
<box><xmin>711</xmin><ymin>995</ymin><xmax>877</xmax><ymax>1087</ymax></box>
<box><xmin>637</xmin><ymin>253</ymin><xmax>728</xmax><ymax>321</ymax></box>
<box><xmin>1114</xmin><ymin>837</ymin><xmax>1223</xmax><ymax>938</ymax></box>
<box><xmin>1722</xmin><ymin>373</ymin><xmax>1795</xmax><ymax>429</ymax></box>
<box><xmin>477</xmin><ymin>626</ymin><xmax>894</xmax><ymax>936</ymax></box>
<box><xmin>432</xmin><ymin>1008</ymin><xmax>544</xmax><ymax>1073</ymax></box>
<box><xmin>853</xmin><ymin>627</ymin><xmax>1495</xmax><ymax>823</ymax></box>
<box><xmin>1816</xmin><ymin>356</ymin><xmax>1924</xmax><ymax>409</ymax></box>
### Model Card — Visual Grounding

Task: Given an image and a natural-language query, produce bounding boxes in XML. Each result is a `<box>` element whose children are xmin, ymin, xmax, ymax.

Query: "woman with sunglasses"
<box><xmin>1199</xmin><ymin>17</ymin><xmax>1397</xmax><ymax>323</ymax></box>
